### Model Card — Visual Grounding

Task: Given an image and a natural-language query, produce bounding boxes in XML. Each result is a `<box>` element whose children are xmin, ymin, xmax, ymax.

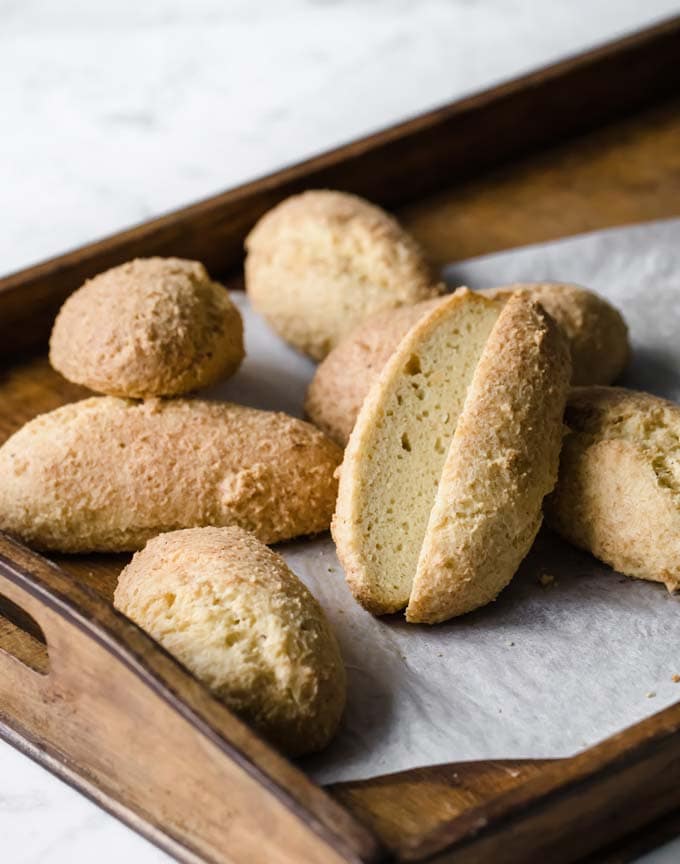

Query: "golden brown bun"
<box><xmin>245</xmin><ymin>190</ymin><xmax>441</xmax><ymax>360</ymax></box>
<box><xmin>333</xmin><ymin>290</ymin><xmax>501</xmax><ymax>615</ymax></box>
<box><xmin>0</xmin><ymin>397</ymin><xmax>341</xmax><ymax>552</ymax></box>
<box><xmin>484</xmin><ymin>282</ymin><xmax>629</xmax><ymax>386</ymax></box>
<box><xmin>332</xmin><ymin>290</ymin><xmax>570</xmax><ymax>623</ymax></box>
<box><xmin>50</xmin><ymin>257</ymin><xmax>244</xmax><ymax>397</ymax></box>
<box><xmin>306</xmin><ymin>282</ymin><xmax>626</xmax><ymax>446</ymax></box>
<box><xmin>545</xmin><ymin>386</ymin><xmax>680</xmax><ymax>592</ymax></box>
<box><xmin>114</xmin><ymin>527</ymin><xmax>345</xmax><ymax>756</ymax></box>
<box><xmin>406</xmin><ymin>293</ymin><xmax>571</xmax><ymax>623</ymax></box>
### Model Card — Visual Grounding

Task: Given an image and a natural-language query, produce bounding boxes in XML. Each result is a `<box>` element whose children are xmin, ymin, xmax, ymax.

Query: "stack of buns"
<box><xmin>1</xmin><ymin>186</ymin><xmax>676</xmax><ymax>759</ymax></box>
<box><xmin>1</xmin><ymin>256</ymin><xmax>342</xmax><ymax>552</ymax></box>
<box><xmin>0</xmin><ymin>253</ymin><xmax>347</xmax><ymax>756</ymax></box>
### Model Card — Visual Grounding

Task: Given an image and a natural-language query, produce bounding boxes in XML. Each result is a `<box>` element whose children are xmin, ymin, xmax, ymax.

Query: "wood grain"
<box><xmin>1</xmin><ymin>16</ymin><xmax>679</xmax><ymax>355</ymax></box>
<box><xmin>401</xmin><ymin>99</ymin><xmax>680</xmax><ymax>266</ymax></box>
<box><xmin>406</xmin><ymin>703</ymin><xmax>680</xmax><ymax>863</ymax></box>
<box><xmin>330</xmin><ymin>759</ymin><xmax>552</xmax><ymax>856</ymax></box>
<box><xmin>0</xmin><ymin>535</ymin><xmax>383</xmax><ymax>864</ymax></box>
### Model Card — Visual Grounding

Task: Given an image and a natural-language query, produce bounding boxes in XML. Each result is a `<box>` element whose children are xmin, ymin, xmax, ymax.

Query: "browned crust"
<box><xmin>245</xmin><ymin>190</ymin><xmax>440</xmax><ymax>360</ymax></box>
<box><xmin>114</xmin><ymin>526</ymin><xmax>346</xmax><ymax>756</ymax></box>
<box><xmin>49</xmin><ymin>258</ymin><xmax>244</xmax><ymax>397</ymax></box>
<box><xmin>0</xmin><ymin>397</ymin><xmax>341</xmax><ymax>552</ymax></box>
<box><xmin>406</xmin><ymin>293</ymin><xmax>571</xmax><ymax>623</ymax></box>
<box><xmin>484</xmin><ymin>283</ymin><xmax>629</xmax><ymax>386</ymax></box>
<box><xmin>545</xmin><ymin>386</ymin><xmax>680</xmax><ymax>592</ymax></box>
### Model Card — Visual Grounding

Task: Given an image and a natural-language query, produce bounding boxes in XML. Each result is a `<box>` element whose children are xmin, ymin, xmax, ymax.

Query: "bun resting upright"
<box><xmin>407</xmin><ymin>292</ymin><xmax>571</xmax><ymax>623</ymax></box>
<box><xmin>332</xmin><ymin>289</ymin><xmax>571</xmax><ymax>623</ymax></box>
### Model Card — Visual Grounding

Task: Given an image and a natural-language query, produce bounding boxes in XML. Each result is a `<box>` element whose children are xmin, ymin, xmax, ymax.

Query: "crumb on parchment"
<box><xmin>673</xmin><ymin>674</ymin><xmax>680</xmax><ymax>683</ymax></box>
<box><xmin>538</xmin><ymin>572</ymin><xmax>555</xmax><ymax>587</ymax></box>
<box><xmin>646</xmin><ymin>692</ymin><xmax>656</xmax><ymax>699</ymax></box>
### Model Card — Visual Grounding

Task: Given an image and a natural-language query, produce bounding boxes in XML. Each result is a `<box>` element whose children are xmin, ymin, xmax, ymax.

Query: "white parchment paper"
<box><xmin>208</xmin><ymin>218</ymin><xmax>680</xmax><ymax>784</ymax></box>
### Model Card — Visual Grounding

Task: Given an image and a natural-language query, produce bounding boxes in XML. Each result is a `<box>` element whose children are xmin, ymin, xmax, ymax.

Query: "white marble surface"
<box><xmin>3</xmin><ymin>0</ymin><xmax>680</xmax><ymax>276</ymax></box>
<box><xmin>2</xmin><ymin>0</ymin><xmax>680</xmax><ymax>861</ymax></box>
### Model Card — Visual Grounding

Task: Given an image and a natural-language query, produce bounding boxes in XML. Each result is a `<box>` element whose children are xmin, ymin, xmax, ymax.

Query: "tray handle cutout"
<box><xmin>0</xmin><ymin>592</ymin><xmax>48</xmax><ymax>674</ymax></box>
<box><xmin>0</xmin><ymin>535</ymin><xmax>384</xmax><ymax>864</ymax></box>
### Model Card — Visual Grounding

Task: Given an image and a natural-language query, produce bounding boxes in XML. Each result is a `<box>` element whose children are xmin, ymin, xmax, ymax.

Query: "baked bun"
<box><xmin>0</xmin><ymin>397</ymin><xmax>341</xmax><ymax>552</ymax></box>
<box><xmin>332</xmin><ymin>289</ymin><xmax>570</xmax><ymax>622</ymax></box>
<box><xmin>50</xmin><ymin>257</ymin><xmax>244</xmax><ymax>397</ymax></box>
<box><xmin>114</xmin><ymin>527</ymin><xmax>346</xmax><ymax>756</ymax></box>
<box><xmin>546</xmin><ymin>386</ymin><xmax>680</xmax><ymax>592</ymax></box>
<box><xmin>483</xmin><ymin>282</ymin><xmax>629</xmax><ymax>386</ymax></box>
<box><xmin>245</xmin><ymin>190</ymin><xmax>440</xmax><ymax>360</ymax></box>
<box><xmin>306</xmin><ymin>282</ymin><xmax>626</xmax><ymax>446</ymax></box>
<box><xmin>407</xmin><ymin>293</ymin><xmax>571</xmax><ymax>623</ymax></box>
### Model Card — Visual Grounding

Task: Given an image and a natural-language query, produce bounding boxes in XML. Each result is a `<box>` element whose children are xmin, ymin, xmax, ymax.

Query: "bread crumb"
<box><xmin>646</xmin><ymin>691</ymin><xmax>656</xmax><ymax>699</ymax></box>
<box><xmin>538</xmin><ymin>572</ymin><xmax>555</xmax><ymax>588</ymax></box>
<box><xmin>672</xmin><ymin>674</ymin><xmax>680</xmax><ymax>683</ymax></box>
<box><xmin>507</xmin><ymin>641</ymin><xmax>515</xmax><ymax>647</ymax></box>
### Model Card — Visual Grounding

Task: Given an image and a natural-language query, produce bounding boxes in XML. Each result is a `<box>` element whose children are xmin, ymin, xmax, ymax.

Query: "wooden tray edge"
<box><xmin>0</xmin><ymin>535</ymin><xmax>384</xmax><ymax>864</ymax></box>
<box><xmin>1</xmin><ymin>15</ymin><xmax>680</xmax><ymax>355</ymax></box>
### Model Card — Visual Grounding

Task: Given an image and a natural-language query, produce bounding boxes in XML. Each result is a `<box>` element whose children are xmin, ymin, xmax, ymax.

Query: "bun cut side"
<box><xmin>407</xmin><ymin>293</ymin><xmax>571</xmax><ymax>623</ymax></box>
<box><xmin>333</xmin><ymin>290</ymin><xmax>503</xmax><ymax>615</ymax></box>
<box><xmin>334</xmin><ymin>290</ymin><xmax>571</xmax><ymax>623</ymax></box>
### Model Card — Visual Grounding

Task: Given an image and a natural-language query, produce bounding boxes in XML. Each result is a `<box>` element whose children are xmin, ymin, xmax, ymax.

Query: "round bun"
<box><xmin>114</xmin><ymin>526</ymin><xmax>346</xmax><ymax>756</ymax></box>
<box><xmin>245</xmin><ymin>190</ymin><xmax>440</xmax><ymax>360</ymax></box>
<box><xmin>50</xmin><ymin>257</ymin><xmax>244</xmax><ymax>397</ymax></box>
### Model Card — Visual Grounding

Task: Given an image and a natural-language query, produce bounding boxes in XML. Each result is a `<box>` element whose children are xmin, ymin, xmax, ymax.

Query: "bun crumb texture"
<box><xmin>333</xmin><ymin>289</ymin><xmax>570</xmax><ymax>623</ymax></box>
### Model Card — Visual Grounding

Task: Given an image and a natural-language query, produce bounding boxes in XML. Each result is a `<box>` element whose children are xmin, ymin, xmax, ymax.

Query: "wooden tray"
<box><xmin>2</xmin><ymin>17</ymin><xmax>680</xmax><ymax>864</ymax></box>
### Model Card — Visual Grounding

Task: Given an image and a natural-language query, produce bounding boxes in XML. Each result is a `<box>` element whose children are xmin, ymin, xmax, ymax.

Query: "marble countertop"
<box><xmin>2</xmin><ymin>0</ymin><xmax>680</xmax><ymax>861</ymax></box>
